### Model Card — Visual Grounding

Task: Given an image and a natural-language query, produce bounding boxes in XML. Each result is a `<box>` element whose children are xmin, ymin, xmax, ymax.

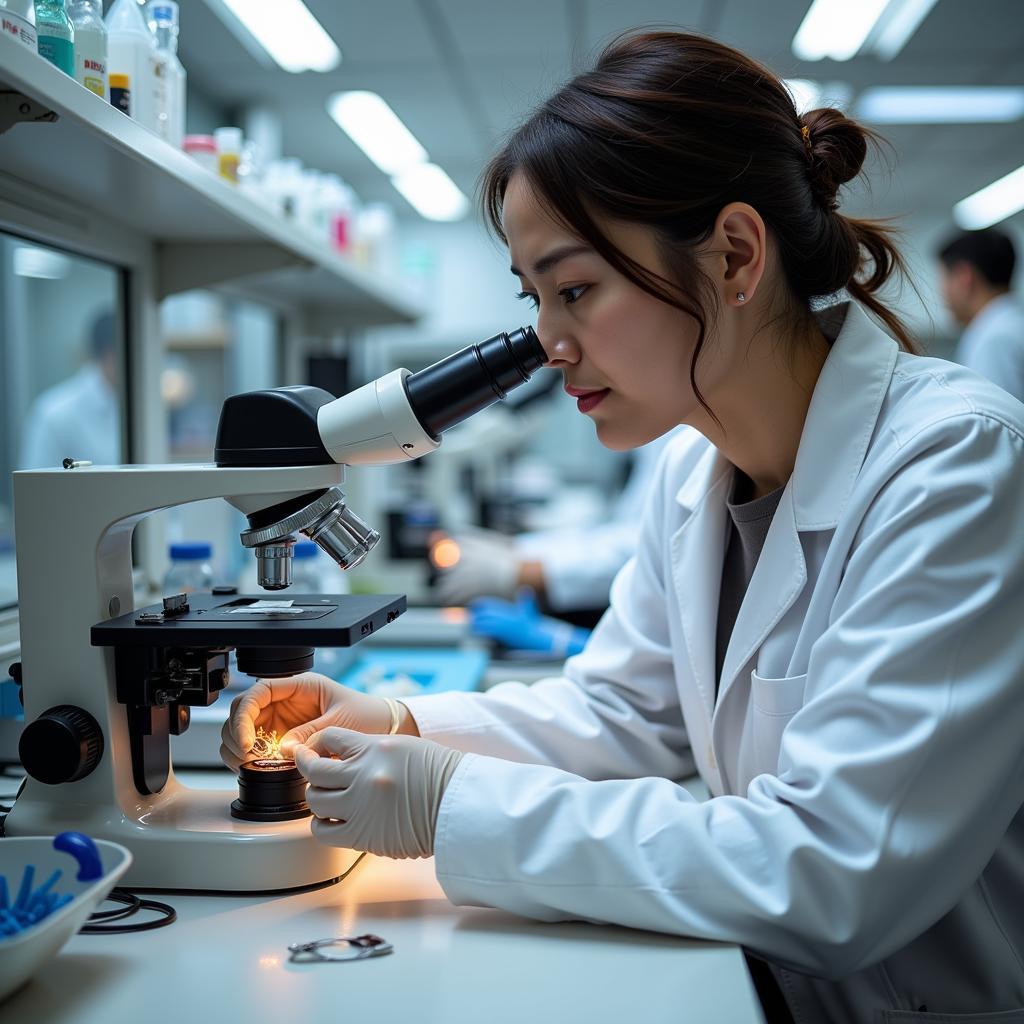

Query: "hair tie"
<box><xmin>800</xmin><ymin>123</ymin><xmax>813</xmax><ymax>158</ymax></box>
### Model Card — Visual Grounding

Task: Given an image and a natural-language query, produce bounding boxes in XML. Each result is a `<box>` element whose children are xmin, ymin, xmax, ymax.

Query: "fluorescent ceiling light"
<box><xmin>216</xmin><ymin>0</ymin><xmax>340</xmax><ymax>73</ymax></box>
<box><xmin>954</xmin><ymin>165</ymin><xmax>1024</xmax><ymax>229</ymax></box>
<box><xmin>327</xmin><ymin>91</ymin><xmax>427</xmax><ymax>175</ymax></box>
<box><xmin>784</xmin><ymin>78</ymin><xmax>852</xmax><ymax>113</ymax></box>
<box><xmin>793</xmin><ymin>0</ymin><xmax>939</xmax><ymax>61</ymax></box>
<box><xmin>392</xmin><ymin>164</ymin><xmax>469</xmax><ymax>222</ymax></box>
<box><xmin>869</xmin><ymin>0</ymin><xmax>941</xmax><ymax>60</ymax></box>
<box><xmin>327</xmin><ymin>90</ymin><xmax>468</xmax><ymax>221</ymax></box>
<box><xmin>856</xmin><ymin>87</ymin><xmax>1024</xmax><ymax>123</ymax></box>
<box><xmin>13</xmin><ymin>246</ymin><xmax>70</xmax><ymax>279</ymax></box>
<box><xmin>793</xmin><ymin>0</ymin><xmax>890</xmax><ymax>61</ymax></box>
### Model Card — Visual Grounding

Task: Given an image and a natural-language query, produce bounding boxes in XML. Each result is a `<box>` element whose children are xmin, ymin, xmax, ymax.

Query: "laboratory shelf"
<box><xmin>0</xmin><ymin>32</ymin><xmax>421</xmax><ymax>325</ymax></box>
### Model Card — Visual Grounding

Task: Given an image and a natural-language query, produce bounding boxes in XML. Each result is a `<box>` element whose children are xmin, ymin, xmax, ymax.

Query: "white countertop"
<box><xmin>9</xmin><ymin>854</ymin><xmax>764</xmax><ymax>1024</ymax></box>
<box><xmin>4</xmin><ymin>771</ymin><xmax>762</xmax><ymax>1023</ymax></box>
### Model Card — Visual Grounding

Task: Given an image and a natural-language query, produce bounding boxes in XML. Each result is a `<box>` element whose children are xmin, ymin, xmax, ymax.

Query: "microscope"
<box><xmin>5</xmin><ymin>327</ymin><xmax>546</xmax><ymax>892</ymax></box>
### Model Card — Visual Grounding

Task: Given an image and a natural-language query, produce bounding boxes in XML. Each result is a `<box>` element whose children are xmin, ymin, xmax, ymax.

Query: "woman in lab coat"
<box><xmin>222</xmin><ymin>32</ymin><xmax>1024</xmax><ymax>1023</ymax></box>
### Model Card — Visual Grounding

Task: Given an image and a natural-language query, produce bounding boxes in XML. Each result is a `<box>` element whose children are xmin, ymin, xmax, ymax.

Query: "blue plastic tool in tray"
<box><xmin>335</xmin><ymin>647</ymin><xmax>489</xmax><ymax>695</ymax></box>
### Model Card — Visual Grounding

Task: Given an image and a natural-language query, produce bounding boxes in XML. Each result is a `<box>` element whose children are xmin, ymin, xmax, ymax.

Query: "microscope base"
<box><xmin>4</xmin><ymin>783</ymin><xmax>361</xmax><ymax>892</ymax></box>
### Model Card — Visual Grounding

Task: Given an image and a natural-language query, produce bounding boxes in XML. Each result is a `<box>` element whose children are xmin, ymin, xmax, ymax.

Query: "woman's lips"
<box><xmin>571</xmin><ymin>388</ymin><xmax>610</xmax><ymax>413</ymax></box>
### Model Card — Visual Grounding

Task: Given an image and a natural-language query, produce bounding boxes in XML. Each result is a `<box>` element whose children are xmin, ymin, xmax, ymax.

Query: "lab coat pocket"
<box><xmin>750</xmin><ymin>670</ymin><xmax>807</xmax><ymax>773</ymax></box>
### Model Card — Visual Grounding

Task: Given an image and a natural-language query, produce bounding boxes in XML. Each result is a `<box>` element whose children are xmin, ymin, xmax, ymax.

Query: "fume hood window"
<box><xmin>0</xmin><ymin>235</ymin><xmax>125</xmax><ymax>610</ymax></box>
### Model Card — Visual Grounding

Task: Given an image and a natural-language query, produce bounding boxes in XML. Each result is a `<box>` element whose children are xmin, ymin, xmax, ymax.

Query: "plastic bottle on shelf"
<box><xmin>277</xmin><ymin>158</ymin><xmax>303</xmax><ymax>219</ymax></box>
<box><xmin>164</xmin><ymin>542</ymin><xmax>214</xmax><ymax>594</ymax></box>
<box><xmin>146</xmin><ymin>0</ymin><xmax>184</xmax><ymax>147</ymax></box>
<box><xmin>1</xmin><ymin>0</ymin><xmax>37</xmax><ymax>52</ymax></box>
<box><xmin>320</xmin><ymin>174</ymin><xmax>356</xmax><ymax>255</ymax></box>
<box><xmin>67</xmin><ymin>0</ymin><xmax>107</xmax><ymax>100</ymax></box>
<box><xmin>183</xmin><ymin>133</ymin><xmax>216</xmax><ymax>173</ymax></box>
<box><xmin>35</xmin><ymin>0</ymin><xmax>74</xmax><ymax>76</ymax></box>
<box><xmin>105</xmin><ymin>0</ymin><xmax>157</xmax><ymax>127</ymax></box>
<box><xmin>357</xmin><ymin>202</ymin><xmax>397</xmax><ymax>277</ymax></box>
<box><xmin>237</xmin><ymin>138</ymin><xmax>270</xmax><ymax>208</ymax></box>
<box><xmin>214</xmin><ymin>126</ymin><xmax>242</xmax><ymax>184</ymax></box>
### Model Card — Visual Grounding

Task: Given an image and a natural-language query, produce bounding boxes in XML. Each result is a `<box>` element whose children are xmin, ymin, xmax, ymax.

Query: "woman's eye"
<box><xmin>516</xmin><ymin>290</ymin><xmax>539</xmax><ymax>310</ymax></box>
<box><xmin>560</xmin><ymin>284</ymin><xmax>588</xmax><ymax>304</ymax></box>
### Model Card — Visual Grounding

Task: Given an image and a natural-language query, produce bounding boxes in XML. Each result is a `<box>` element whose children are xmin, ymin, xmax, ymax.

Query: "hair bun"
<box><xmin>801</xmin><ymin>107</ymin><xmax>868</xmax><ymax>210</ymax></box>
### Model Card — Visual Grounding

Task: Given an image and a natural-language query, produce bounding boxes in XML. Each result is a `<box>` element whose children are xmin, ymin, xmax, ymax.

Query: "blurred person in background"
<box><xmin>435</xmin><ymin>426</ymin><xmax>688</xmax><ymax>656</ymax></box>
<box><xmin>937</xmin><ymin>227</ymin><xmax>1024</xmax><ymax>403</ymax></box>
<box><xmin>20</xmin><ymin>310</ymin><xmax>120</xmax><ymax>470</ymax></box>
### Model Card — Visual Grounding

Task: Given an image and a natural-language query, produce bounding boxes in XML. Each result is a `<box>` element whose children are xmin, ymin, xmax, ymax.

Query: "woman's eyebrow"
<box><xmin>510</xmin><ymin>244</ymin><xmax>593</xmax><ymax>278</ymax></box>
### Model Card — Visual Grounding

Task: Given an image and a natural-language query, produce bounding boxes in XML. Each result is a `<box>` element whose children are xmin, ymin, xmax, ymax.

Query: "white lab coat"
<box><xmin>955</xmin><ymin>292</ymin><xmax>1024</xmax><ymax>405</ymax></box>
<box><xmin>402</xmin><ymin>300</ymin><xmax>1024</xmax><ymax>1023</ymax></box>
<box><xmin>515</xmin><ymin>427</ymin><xmax>688</xmax><ymax>611</ymax></box>
<box><xmin>19</xmin><ymin>363</ymin><xmax>120</xmax><ymax>470</ymax></box>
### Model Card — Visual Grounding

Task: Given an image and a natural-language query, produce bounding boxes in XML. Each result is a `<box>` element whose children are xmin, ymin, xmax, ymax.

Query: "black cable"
<box><xmin>88</xmin><ymin>891</ymin><xmax>143</xmax><ymax>922</ymax></box>
<box><xmin>80</xmin><ymin>889</ymin><xmax>177</xmax><ymax>933</ymax></box>
<box><xmin>77</xmin><ymin>854</ymin><xmax>366</xmax><ymax>934</ymax></box>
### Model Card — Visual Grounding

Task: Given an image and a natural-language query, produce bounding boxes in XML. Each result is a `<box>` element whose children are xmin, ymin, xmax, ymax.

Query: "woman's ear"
<box><xmin>712</xmin><ymin>203</ymin><xmax>767</xmax><ymax>308</ymax></box>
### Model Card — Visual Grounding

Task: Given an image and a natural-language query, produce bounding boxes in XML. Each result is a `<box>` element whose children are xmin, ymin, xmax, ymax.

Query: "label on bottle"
<box><xmin>219</xmin><ymin>153</ymin><xmax>240</xmax><ymax>183</ymax></box>
<box><xmin>38</xmin><ymin>34</ymin><xmax>74</xmax><ymax>76</ymax></box>
<box><xmin>1</xmin><ymin>12</ymin><xmax>37</xmax><ymax>50</ymax></box>
<box><xmin>75</xmin><ymin>36</ymin><xmax>108</xmax><ymax>99</ymax></box>
<box><xmin>110</xmin><ymin>76</ymin><xmax>130</xmax><ymax>115</ymax></box>
<box><xmin>1</xmin><ymin>11</ymin><xmax>36</xmax><ymax>50</ymax></box>
<box><xmin>150</xmin><ymin>52</ymin><xmax>169</xmax><ymax>139</ymax></box>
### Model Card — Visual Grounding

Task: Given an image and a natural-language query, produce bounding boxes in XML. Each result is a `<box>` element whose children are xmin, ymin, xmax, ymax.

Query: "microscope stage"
<box><xmin>92</xmin><ymin>592</ymin><xmax>406</xmax><ymax>647</ymax></box>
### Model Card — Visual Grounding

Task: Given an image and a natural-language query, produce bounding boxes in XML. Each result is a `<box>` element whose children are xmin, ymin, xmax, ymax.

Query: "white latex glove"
<box><xmin>433</xmin><ymin>527</ymin><xmax>519</xmax><ymax>605</ymax></box>
<box><xmin>294</xmin><ymin>727</ymin><xmax>464</xmax><ymax>860</ymax></box>
<box><xmin>219</xmin><ymin>672</ymin><xmax>395</xmax><ymax>771</ymax></box>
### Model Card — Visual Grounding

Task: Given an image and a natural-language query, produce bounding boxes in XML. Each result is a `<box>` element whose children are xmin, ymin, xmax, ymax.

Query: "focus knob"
<box><xmin>19</xmin><ymin>705</ymin><xmax>104</xmax><ymax>785</ymax></box>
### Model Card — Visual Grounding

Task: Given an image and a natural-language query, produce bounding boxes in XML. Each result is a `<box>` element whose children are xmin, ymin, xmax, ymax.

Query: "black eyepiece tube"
<box><xmin>403</xmin><ymin>326</ymin><xmax>547</xmax><ymax>438</ymax></box>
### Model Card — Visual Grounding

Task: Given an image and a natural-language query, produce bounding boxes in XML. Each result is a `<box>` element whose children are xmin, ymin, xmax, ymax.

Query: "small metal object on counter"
<box><xmin>134</xmin><ymin>593</ymin><xmax>190</xmax><ymax>625</ymax></box>
<box><xmin>231</xmin><ymin>759</ymin><xmax>311</xmax><ymax>822</ymax></box>
<box><xmin>288</xmin><ymin>934</ymin><xmax>393</xmax><ymax>963</ymax></box>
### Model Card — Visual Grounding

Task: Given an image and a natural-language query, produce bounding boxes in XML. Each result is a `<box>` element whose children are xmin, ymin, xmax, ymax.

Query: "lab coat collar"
<box><xmin>673</xmin><ymin>301</ymin><xmax>898</xmax><ymax>527</ymax></box>
<box><xmin>791</xmin><ymin>300</ymin><xmax>899</xmax><ymax>530</ymax></box>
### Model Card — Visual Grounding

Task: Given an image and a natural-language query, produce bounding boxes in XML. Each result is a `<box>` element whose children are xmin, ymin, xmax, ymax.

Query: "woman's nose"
<box><xmin>536</xmin><ymin>318</ymin><xmax>578</xmax><ymax>367</ymax></box>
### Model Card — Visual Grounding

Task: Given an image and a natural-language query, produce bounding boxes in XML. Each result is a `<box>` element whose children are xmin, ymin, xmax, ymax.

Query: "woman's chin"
<box><xmin>595</xmin><ymin>421</ymin><xmax>657</xmax><ymax>452</ymax></box>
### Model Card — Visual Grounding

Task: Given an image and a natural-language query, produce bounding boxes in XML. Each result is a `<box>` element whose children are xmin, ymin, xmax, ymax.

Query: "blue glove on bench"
<box><xmin>468</xmin><ymin>590</ymin><xmax>590</xmax><ymax>658</ymax></box>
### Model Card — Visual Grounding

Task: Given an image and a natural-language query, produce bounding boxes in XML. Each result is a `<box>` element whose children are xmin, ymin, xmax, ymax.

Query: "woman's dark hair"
<box><xmin>481</xmin><ymin>31</ymin><xmax>920</xmax><ymax>422</ymax></box>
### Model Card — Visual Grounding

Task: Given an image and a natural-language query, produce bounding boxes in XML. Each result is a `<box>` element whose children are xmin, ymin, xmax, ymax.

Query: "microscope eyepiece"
<box><xmin>404</xmin><ymin>326</ymin><xmax>546</xmax><ymax>438</ymax></box>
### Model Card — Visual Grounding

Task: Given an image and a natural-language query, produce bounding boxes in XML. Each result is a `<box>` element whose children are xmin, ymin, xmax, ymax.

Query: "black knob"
<box><xmin>7</xmin><ymin>662</ymin><xmax>23</xmax><ymax>707</ymax></box>
<box><xmin>19</xmin><ymin>705</ymin><xmax>104</xmax><ymax>785</ymax></box>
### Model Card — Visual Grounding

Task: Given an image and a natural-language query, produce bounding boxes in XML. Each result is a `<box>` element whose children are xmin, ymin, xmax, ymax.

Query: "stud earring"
<box><xmin>736</xmin><ymin>292</ymin><xmax>746</xmax><ymax>303</ymax></box>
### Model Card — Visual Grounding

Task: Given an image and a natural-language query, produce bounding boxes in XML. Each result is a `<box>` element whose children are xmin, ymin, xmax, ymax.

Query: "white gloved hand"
<box><xmin>294</xmin><ymin>727</ymin><xmax>465</xmax><ymax>860</ymax></box>
<box><xmin>433</xmin><ymin>527</ymin><xmax>519</xmax><ymax>605</ymax></box>
<box><xmin>219</xmin><ymin>672</ymin><xmax>395</xmax><ymax>771</ymax></box>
